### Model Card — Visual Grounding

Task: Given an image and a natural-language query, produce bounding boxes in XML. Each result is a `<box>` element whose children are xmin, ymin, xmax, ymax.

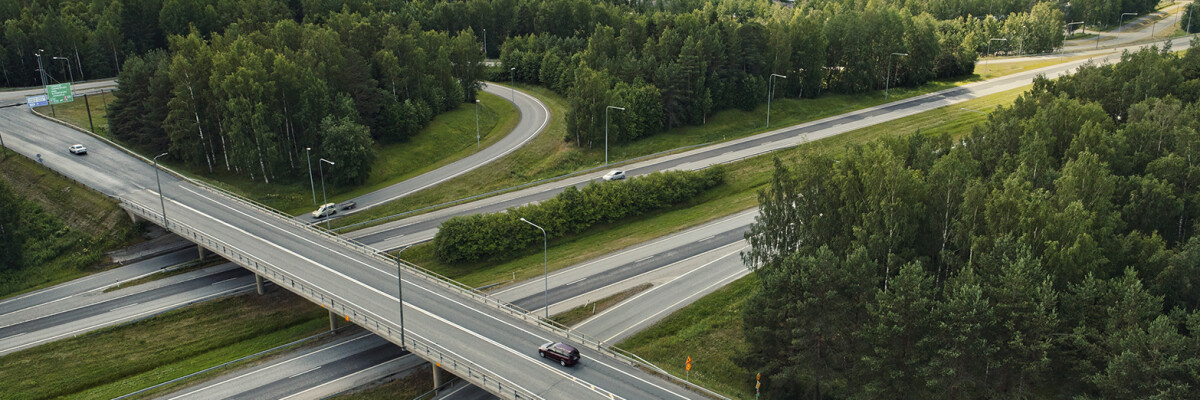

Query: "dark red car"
<box><xmin>538</xmin><ymin>342</ymin><xmax>581</xmax><ymax>367</ymax></box>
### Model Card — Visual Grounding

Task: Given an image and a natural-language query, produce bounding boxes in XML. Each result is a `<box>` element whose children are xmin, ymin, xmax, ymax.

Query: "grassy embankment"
<box><xmin>0</xmin><ymin>153</ymin><xmax>139</xmax><ymax>298</ymax></box>
<box><xmin>0</xmin><ymin>289</ymin><xmax>328</xmax><ymax>400</ymax></box>
<box><xmin>331</xmin><ymin>365</ymin><xmax>434</xmax><ymax>400</ymax></box>
<box><xmin>38</xmin><ymin>90</ymin><xmax>519</xmax><ymax>215</ymax></box>
<box><xmin>334</xmin><ymin>57</ymin><xmax>1082</xmax><ymax>230</ymax></box>
<box><xmin>397</xmin><ymin>85</ymin><xmax>1028</xmax><ymax>290</ymax></box>
<box><xmin>550</xmin><ymin>283</ymin><xmax>653</xmax><ymax>327</ymax></box>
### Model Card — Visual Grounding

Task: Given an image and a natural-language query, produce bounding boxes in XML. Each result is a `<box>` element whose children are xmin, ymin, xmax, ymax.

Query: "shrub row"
<box><xmin>434</xmin><ymin>167</ymin><xmax>726</xmax><ymax>263</ymax></box>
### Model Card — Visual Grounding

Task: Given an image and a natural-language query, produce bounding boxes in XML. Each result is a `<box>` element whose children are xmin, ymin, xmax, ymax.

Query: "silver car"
<box><xmin>602</xmin><ymin>170</ymin><xmax>626</xmax><ymax>181</ymax></box>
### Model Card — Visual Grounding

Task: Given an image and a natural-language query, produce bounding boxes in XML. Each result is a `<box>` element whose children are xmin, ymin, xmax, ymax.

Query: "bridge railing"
<box><xmin>116</xmin><ymin>196</ymin><xmax>541</xmax><ymax>400</ymax></box>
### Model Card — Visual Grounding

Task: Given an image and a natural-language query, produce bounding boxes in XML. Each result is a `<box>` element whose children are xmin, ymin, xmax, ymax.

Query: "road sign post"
<box><xmin>756</xmin><ymin>372</ymin><xmax>761</xmax><ymax>399</ymax></box>
<box><xmin>686</xmin><ymin>356</ymin><xmax>692</xmax><ymax>381</ymax></box>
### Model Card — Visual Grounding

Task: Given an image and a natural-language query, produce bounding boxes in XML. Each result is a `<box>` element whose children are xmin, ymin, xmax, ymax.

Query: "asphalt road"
<box><xmin>308</xmin><ymin>82</ymin><xmax>550</xmax><ymax>221</ymax></box>
<box><xmin>3</xmin><ymin>104</ymin><xmax>701</xmax><ymax>400</ymax></box>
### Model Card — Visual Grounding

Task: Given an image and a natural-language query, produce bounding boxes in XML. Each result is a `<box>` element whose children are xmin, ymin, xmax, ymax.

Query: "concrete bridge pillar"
<box><xmin>255</xmin><ymin>274</ymin><xmax>265</xmax><ymax>295</ymax></box>
<box><xmin>329</xmin><ymin>310</ymin><xmax>338</xmax><ymax>333</ymax></box>
<box><xmin>125</xmin><ymin>209</ymin><xmax>143</xmax><ymax>225</ymax></box>
<box><xmin>432</xmin><ymin>363</ymin><xmax>448</xmax><ymax>389</ymax></box>
<box><xmin>197</xmin><ymin>246</ymin><xmax>208</xmax><ymax>261</ymax></box>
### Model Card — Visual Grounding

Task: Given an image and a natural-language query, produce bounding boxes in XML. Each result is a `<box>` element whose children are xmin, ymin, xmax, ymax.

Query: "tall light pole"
<box><xmin>1115</xmin><ymin>12</ymin><xmax>1138</xmax><ymax>51</ymax></box>
<box><xmin>884</xmin><ymin>54</ymin><xmax>907</xmax><ymax>100</ymax></box>
<box><xmin>0</xmin><ymin>129</ymin><xmax>6</xmax><ymax>158</ymax></box>
<box><xmin>319</xmin><ymin>158</ymin><xmax>335</xmax><ymax>229</ymax></box>
<box><xmin>475</xmin><ymin>99</ymin><xmax>481</xmax><ymax>147</ymax></box>
<box><xmin>153</xmin><ymin>153</ymin><xmax>169</xmax><ymax>227</ymax></box>
<box><xmin>1186</xmin><ymin>4</ymin><xmax>1194</xmax><ymax>35</ymax></box>
<box><xmin>767</xmin><ymin>73</ymin><xmax>786</xmax><ymax>127</ymax></box>
<box><xmin>519</xmin><ymin>217</ymin><xmax>549</xmax><ymax>319</ymax></box>
<box><xmin>986</xmin><ymin>38</ymin><xmax>1007</xmax><ymax>74</ymax></box>
<box><xmin>306</xmin><ymin>147</ymin><xmax>315</xmax><ymax>205</ymax></box>
<box><xmin>52</xmin><ymin>57</ymin><xmax>74</xmax><ymax>83</ymax></box>
<box><xmin>482</xmin><ymin>28</ymin><xmax>487</xmax><ymax>58</ymax></box>
<box><xmin>509</xmin><ymin>67</ymin><xmax>516</xmax><ymax>103</ymax></box>
<box><xmin>605</xmin><ymin>105</ymin><xmax>624</xmax><ymax>165</ymax></box>
<box><xmin>396</xmin><ymin>244</ymin><xmax>411</xmax><ymax>350</ymax></box>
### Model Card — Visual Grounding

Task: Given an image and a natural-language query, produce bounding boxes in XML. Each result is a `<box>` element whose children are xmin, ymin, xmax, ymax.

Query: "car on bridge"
<box><xmin>312</xmin><ymin>203</ymin><xmax>337</xmax><ymax>219</ymax></box>
<box><xmin>68</xmin><ymin>144</ymin><xmax>87</xmax><ymax>155</ymax></box>
<box><xmin>602</xmin><ymin>170</ymin><xmax>626</xmax><ymax>181</ymax></box>
<box><xmin>538</xmin><ymin>342</ymin><xmax>581</xmax><ymax>367</ymax></box>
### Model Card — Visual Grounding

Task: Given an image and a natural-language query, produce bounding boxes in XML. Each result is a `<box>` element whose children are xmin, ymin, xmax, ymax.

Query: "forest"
<box><xmin>1</xmin><ymin>0</ymin><xmax>1090</xmax><ymax>185</ymax></box>
<box><xmin>742</xmin><ymin>42</ymin><xmax>1200</xmax><ymax>399</ymax></box>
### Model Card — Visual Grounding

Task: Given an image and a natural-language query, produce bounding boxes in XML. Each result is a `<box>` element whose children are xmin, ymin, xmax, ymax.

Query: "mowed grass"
<box><xmin>332</xmin><ymin>364</ymin><xmax>433</xmax><ymax>400</ymax></box>
<box><xmin>35</xmin><ymin>91</ymin><xmax>115</xmax><ymax>138</ymax></box>
<box><xmin>38</xmin><ymin>90</ymin><xmax>519</xmax><ymax>215</ymax></box>
<box><xmin>617</xmin><ymin>275</ymin><xmax>759</xmax><ymax>400</ymax></box>
<box><xmin>973</xmin><ymin>54</ymin><xmax>1096</xmax><ymax>80</ymax></box>
<box><xmin>0</xmin><ymin>290</ymin><xmax>327</xmax><ymax>400</ymax></box>
<box><xmin>0</xmin><ymin>154</ymin><xmax>139</xmax><ymax>299</ymax></box>
<box><xmin>551</xmin><ymin>283</ymin><xmax>653</xmax><ymax>327</ymax></box>
<box><xmin>400</xmin><ymin>86</ymin><xmax>1029</xmax><ymax>291</ymax></box>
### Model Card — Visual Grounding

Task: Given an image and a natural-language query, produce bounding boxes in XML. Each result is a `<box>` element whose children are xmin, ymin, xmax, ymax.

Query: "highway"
<box><xmin>2</xmin><ymin>87</ymin><xmax>704</xmax><ymax>399</ymax></box>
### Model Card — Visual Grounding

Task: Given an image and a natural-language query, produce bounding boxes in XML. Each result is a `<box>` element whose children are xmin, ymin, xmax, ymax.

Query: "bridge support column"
<box><xmin>198</xmin><ymin>246</ymin><xmax>208</xmax><ymax>261</ymax></box>
<box><xmin>329</xmin><ymin>310</ymin><xmax>337</xmax><ymax>333</ymax></box>
<box><xmin>432</xmin><ymin>363</ymin><xmax>448</xmax><ymax>389</ymax></box>
<box><xmin>125</xmin><ymin>209</ymin><xmax>143</xmax><ymax>225</ymax></box>
<box><xmin>255</xmin><ymin>274</ymin><xmax>264</xmax><ymax>295</ymax></box>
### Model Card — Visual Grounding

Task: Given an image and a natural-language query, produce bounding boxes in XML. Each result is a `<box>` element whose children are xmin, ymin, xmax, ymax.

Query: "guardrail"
<box><xmin>117</xmin><ymin>197</ymin><xmax>539</xmax><ymax>400</ymax></box>
<box><xmin>44</xmin><ymin>97</ymin><xmax>726</xmax><ymax>399</ymax></box>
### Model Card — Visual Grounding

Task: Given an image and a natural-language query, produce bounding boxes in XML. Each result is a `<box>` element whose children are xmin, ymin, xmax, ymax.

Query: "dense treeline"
<box><xmin>434</xmin><ymin>167</ymin><xmax>726</xmax><ymax>263</ymax></box>
<box><xmin>742</xmin><ymin>42</ymin><xmax>1200</xmax><ymax>399</ymax></box>
<box><xmin>495</xmin><ymin>1</ymin><xmax>1070</xmax><ymax>149</ymax></box>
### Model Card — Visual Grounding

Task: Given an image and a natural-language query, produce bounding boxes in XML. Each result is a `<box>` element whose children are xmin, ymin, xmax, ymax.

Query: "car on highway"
<box><xmin>68</xmin><ymin>144</ymin><xmax>87</xmax><ymax>155</ymax></box>
<box><xmin>538</xmin><ymin>342</ymin><xmax>580</xmax><ymax>367</ymax></box>
<box><xmin>311</xmin><ymin>203</ymin><xmax>337</xmax><ymax>219</ymax></box>
<box><xmin>340</xmin><ymin>201</ymin><xmax>357</xmax><ymax>210</ymax></box>
<box><xmin>602</xmin><ymin>170</ymin><xmax>626</xmax><ymax>181</ymax></box>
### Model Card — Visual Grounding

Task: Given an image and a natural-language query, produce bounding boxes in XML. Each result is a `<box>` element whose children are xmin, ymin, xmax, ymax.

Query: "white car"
<box><xmin>602</xmin><ymin>170</ymin><xmax>626</xmax><ymax>181</ymax></box>
<box><xmin>311</xmin><ymin>203</ymin><xmax>337</xmax><ymax>219</ymax></box>
<box><xmin>68</xmin><ymin>144</ymin><xmax>87</xmax><ymax>155</ymax></box>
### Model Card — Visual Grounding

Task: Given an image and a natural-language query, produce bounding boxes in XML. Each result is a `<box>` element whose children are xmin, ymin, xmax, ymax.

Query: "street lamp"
<box><xmin>475</xmin><ymin>99</ymin><xmax>481</xmax><ymax>147</ymax></box>
<box><xmin>510</xmin><ymin>67</ymin><xmax>516</xmax><ymax>103</ymax></box>
<box><xmin>605</xmin><ymin>105</ymin><xmax>624</xmax><ymax>165</ymax></box>
<box><xmin>153</xmin><ymin>153</ymin><xmax>169</xmax><ymax>227</ymax></box>
<box><xmin>767</xmin><ymin>73</ymin><xmax>786</xmax><ymax>127</ymax></box>
<box><xmin>318</xmin><ymin>158</ymin><xmax>335</xmax><ymax>229</ymax></box>
<box><xmin>884</xmin><ymin>54</ymin><xmax>906</xmax><ymax>100</ymax></box>
<box><xmin>395</xmin><ymin>244</ymin><xmax>411</xmax><ymax>350</ymax></box>
<box><xmin>519</xmin><ymin>217</ymin><xmax>549</xmax><ymax>319</ymax></box>
<box><xmin>1115</xmin><ymin>12</ymin><xmax>1139</xmax><ymax>51</ymax></box>
<box><xmin>985</xmin><ymin>38</ymin><xmax>1007</xmax><ymax>74</ymax></box>
<box><xmin>482</xmin><ymin>28</ymin><xmax>487</xmax><ymax>58</ymax></box>
<box><xmin>306</xmin><ymin>147</ymin><xmax>315</xmax><ymax>205</ymax></box>
<box><xmin>52</xmin><ymin>57</ymin><xmax>74</xmax><ymax>84</ymax></box>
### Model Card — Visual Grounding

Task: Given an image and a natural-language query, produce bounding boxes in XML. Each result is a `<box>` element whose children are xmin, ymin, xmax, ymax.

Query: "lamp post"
<box><xmin>318</xmin><ymin>158</ymin><xmax>335</xmax><ymax>229</ymax></box>
<box><xmin>519</xmin><ymin>217</ymin><xmax>549</xmax><ymax>319</ymax></box>
<box><xmin>396</xmin><ymin>244</ymin><xmax>411</xmax><ymax>350</ymax></box>
<box><xmin>482</xmin><ymin>28</ymin><xmax>487</xmax><ymax>58</ymax></box>
<box><xmin>306</xmin><ymin>147</ymin><xmax>315</xmax><ymax>205</ymax></box>
<box><xmin>605</xmin><ymin>105</ymin><xmax>624</xmax><ymax>165</ymax></box>
<box><xmin>1115</xmin><ymin>12</ymin><xmax>1138</xmax><ymax>51</ymax></box>
<box><xmin>52</xmin><ymin>57</ymin><xmax>74</xmax><ymax>84</ymax></box>
<box><xmin>767</xmin><ymin>73</ymin><xmax>786</xmax><ymax>127</ymax></box>
<box><xmin>510</xmin><ymin>67</ymin><xmax>516</xmax><ymax>103</ymax></box>
<box><xmin>0</xmin><ymin>129</ymin><xmax>6</xmax><ymax>158</ymax></box>
<box><xmin>475</xmin><ymin>99</ymin><xmax>481</xmax><ymax>147</ymax></box>
<box><xmin>153</xmin><ymin>153</ymin><xmax>169</xmax><ymax>227</ymax></box>
<box><xmin>884</xmin><ymin>54</ymin><xmax>907</xmax><ymax>100</ymax></box>
<box><xmin>986</xmin><ymin>38</ymin><xmax>1007</xmax><ymax>74</ymax></box>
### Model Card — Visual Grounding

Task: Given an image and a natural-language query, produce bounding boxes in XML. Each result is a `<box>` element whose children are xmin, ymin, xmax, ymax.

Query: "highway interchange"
<box><xmin>0</xmin><ymin>19</ymin><xmax>1195</xmax><ymax>399</ymax></box>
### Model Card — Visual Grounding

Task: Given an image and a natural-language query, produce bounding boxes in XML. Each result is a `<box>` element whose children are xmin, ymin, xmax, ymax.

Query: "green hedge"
<box><xmin>434</xmin><ymin>167</ymin><xmax>726</xmax><ymax>263</ymax></box>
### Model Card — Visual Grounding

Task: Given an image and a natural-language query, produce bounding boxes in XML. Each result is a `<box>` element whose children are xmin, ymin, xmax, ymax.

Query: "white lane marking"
<box><xmin>109</xmin><ymin>303</ymin><xmax>140</xmax><ymax>312</ymax></box>
<box><xmin>565</xmin><ymin>278</ymin><xmax>586</xmax><ymax>286</ymax></box>
<box><xmin>575</xmin><ymin>245</ymin><xmax>747</xmax><ymax>329</ymax></box>
<box><xmin>493</xmin><ymin>209</ymin><xmax>756</xmax><ymax>296</ymax></box>
<box><xmin>698</xmin><ymin>235</ymin><xmax>714</xmax><ymax>242</ymax></box>
<box><xmin>438</xmin><ymin>381</ymin><xmax>474</xmax><ymax>399</ymax></box>
<box><xmin>634</xmin><ymin>256</ymin><xmax>653</xmax><ymax>263</ymax></box>
<box><xmin>288</xmin><ymin>366</ymin><xmax>320</xmax><ymax>379</ymax></box>
<box><xmin>280</xmin><ymin>355</ymin><xmax>419</xmax><ymax>400</ymax></box>
<box><xmin>2</xmin><ymin>332</ymin><xmax>26</xmax><ymax>339</ymax></box>
<box><xmin>603</xmin><ymin>268</ymin><xmax>748</xmax><ymax>343</ymax></box>
<box><xmin>0</xmin><ymin>264</ymin><xmax>205</xmax><ymax>328</ymax></box>
<box><xmin>363</xmin><ymin>84</ymin><xmax>552</xmax><ymax>209</ymax></box>
<box><xmin>211</xmin><ymin>277</ymin><xmax>239</xmax><ymax>286</ymax></box>
<box><xmin>166</xmin><ymin>333</ymin><xmax>374</xmax><ymax>400</ymax></box>
<box><xmin>0</xmin><ymin>284</ymin><xmax>252</xmax><ymax>354</ymax></box>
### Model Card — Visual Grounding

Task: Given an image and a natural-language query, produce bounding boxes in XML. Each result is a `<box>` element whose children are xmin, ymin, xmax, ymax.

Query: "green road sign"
<box><xmin>47</xmin><ymin>83</ymin><xmax>73</xmax><ymax>104</ymax></box>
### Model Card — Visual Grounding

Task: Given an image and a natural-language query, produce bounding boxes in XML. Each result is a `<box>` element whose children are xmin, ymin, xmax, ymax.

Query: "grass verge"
<box><xmin>0</xmin><ymin>289</ymin><xmax>327</xmax><ymax>399</ymax></box>
<box><xmin>37</xmin><ymin>91</ymin><xmax>115</xmax><ymax>139</ymax></box>
<box><xmin>399</xmin><ymin>85</ymin><xmax>1029</xmax><ymax>290</ymax></box>
<box><xmin>618</xmin><ymin>275</ymin><xmax>758</xmax><ymax>400</ymax></box>
<box><xmin>0</xmin><ymin>154</ymin><xmax>140</xmax><ymax>299</ymax></box>
<box><xmin>551</xmin><ymin>283</ymin><xmax>653</xmax><ymax>327</ymax></box>
<box><xmin>102</xmin><ymin>258</ymin><xmax>222</xmax><ymax>293</ymax></box>
<box><xmin>332</xmin><ymin>365</ymin><xmax>434</xmax><ymax>400</ymax></box>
